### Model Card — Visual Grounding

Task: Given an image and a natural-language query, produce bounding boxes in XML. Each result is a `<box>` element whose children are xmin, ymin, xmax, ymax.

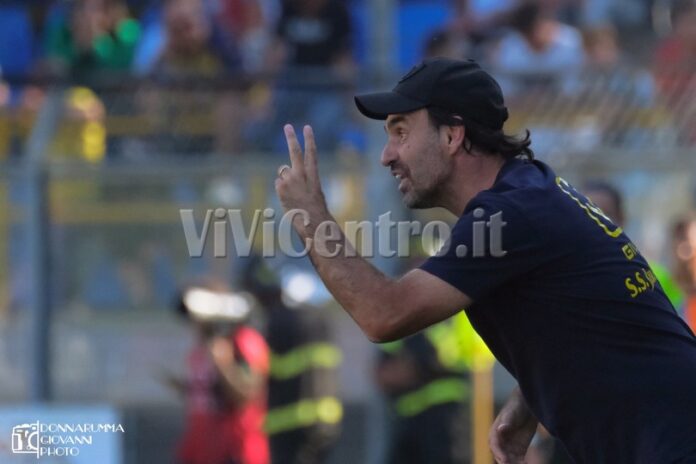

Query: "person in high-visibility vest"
<box><xmin>242</xmin><ymin>256</ymin><xmax>342</xmax><ymax>464</ymax></box>
<box><xmin>376</xmin><ymin>317</ymin><xmax>470</xmax><ymax>464</ymax></box>
<box><xmin>375</xmin><ymin>252</ymin><xmax>495</xmax><ymax>464</ymax></box>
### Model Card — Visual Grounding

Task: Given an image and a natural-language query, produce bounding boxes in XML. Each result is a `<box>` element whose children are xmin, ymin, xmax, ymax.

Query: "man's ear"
<box><xmin>443</xmin><ymin>124</ymin><xmax>466</xmax><ymax>155</ymax></box>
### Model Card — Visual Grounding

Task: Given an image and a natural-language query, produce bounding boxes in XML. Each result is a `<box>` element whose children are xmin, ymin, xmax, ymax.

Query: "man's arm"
<box><xmin>309</xmin><ymin>232</ymin><xmax>469</xmax><ymax>342</ymax></box>
<box><xmin>275</xmin><ymin>125</ymin><xmax>472</xmax><ymax>342</ymax></box>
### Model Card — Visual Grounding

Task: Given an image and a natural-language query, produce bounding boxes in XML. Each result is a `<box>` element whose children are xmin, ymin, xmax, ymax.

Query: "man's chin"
<box><xmin>402</xmin><ymin>193</ymin><xmax>429</xmax><ymax>209</ymax></box>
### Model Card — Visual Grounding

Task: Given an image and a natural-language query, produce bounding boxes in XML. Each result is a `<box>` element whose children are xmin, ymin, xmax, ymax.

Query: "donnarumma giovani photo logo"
<box><xmin>10</xmin><ymin>421</ymin><xmax>124</xmax><ymax>458</ymax></box>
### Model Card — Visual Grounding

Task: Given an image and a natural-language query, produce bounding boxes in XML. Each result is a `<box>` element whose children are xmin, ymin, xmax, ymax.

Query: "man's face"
<box><xmin>382</xmin><ymin>109</ymin><xmax>451</xmax><ymax>209</ymax></box>
<box><xmin>165</xmin><ymin>0</ymin><xmax>210</xmax><ymax>56</ymax></box>
<box><xmin>585</xmin><ymin>189</ymin><xmax>624</xmax><ymax>227</ymax></box>
<box><xmin>687</xmin><ymin>221</ymin><xmax>696</xmax><ymax>283</ymax></box>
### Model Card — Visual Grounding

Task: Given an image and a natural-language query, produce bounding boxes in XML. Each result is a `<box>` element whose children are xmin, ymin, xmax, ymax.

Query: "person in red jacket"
<box><xmin>168</xmin><ymin>284</ymin><xmax>271</xmax><ymax>464</ymax></box>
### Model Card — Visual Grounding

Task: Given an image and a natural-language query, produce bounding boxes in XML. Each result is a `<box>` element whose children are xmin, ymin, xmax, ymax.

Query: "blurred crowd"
<box><xmin>0</xmin><ymin>0</ymin><xmax>694</xmax><ymax>159</ymax></box>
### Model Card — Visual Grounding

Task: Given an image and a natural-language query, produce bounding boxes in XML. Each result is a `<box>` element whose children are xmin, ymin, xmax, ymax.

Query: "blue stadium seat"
<box><xmin>0</xmin><ymin>6</ymin><xmax>35</xmax><ymax>77</ymax></box>
<box><xmin>397</xmin><ymin>2</ymin><xmax>453</xmax><ymax>70</ymax></box>
<box><xmin>349</xmin><ymin>1</ymin><xmax>454</xmax><ymax>71</ymax></box>
<box><xmin>349</xmin><ymin>2</ymin><xmax>369</xmax><ymax>67</ymax></box>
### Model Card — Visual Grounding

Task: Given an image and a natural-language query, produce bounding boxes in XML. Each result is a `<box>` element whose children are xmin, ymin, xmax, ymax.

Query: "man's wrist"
<box><xmin>299</xmin><ymin>206</ymin><xmax>333</xmax><ymax>240</ymax></box>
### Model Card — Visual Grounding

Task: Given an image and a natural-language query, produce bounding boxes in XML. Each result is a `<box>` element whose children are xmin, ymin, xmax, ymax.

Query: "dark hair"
<box><xmin>510</xmin><ymin>1</ymin><xmax>543</xmax><ymax>36</ymax></box>
<box><xmin>427</xmin><ymin>106</ymin><xmax>534</xmax><ymax>160</ymax></box>
<box><xmin>582</xmin><ymin>180</ymin><xmax>623</xmax><ymax>215</ymax></box>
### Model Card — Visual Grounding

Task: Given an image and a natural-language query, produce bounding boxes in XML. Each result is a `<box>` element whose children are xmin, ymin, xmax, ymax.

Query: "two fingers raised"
<box><xmin>282</xmin><ymin>124</ymin><xmax>319</xmax><ymax>181</ymax></box>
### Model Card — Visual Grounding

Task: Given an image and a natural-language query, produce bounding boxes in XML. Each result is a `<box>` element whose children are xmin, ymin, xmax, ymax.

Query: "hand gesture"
<box><xmin>276</xmin><ymin>124</ymin><xmax>329</xmax><ymax>237</ymax></box>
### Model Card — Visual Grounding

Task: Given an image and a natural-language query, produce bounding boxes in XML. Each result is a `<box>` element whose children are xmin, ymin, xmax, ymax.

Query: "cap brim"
<box><xmin>354</xmin><ymin>91</ymin><xmax>427</xmax><ymax>120</ymax></box>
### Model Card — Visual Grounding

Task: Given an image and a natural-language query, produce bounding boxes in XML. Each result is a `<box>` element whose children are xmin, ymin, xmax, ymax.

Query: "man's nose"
<box><xmin>381</xmin><ymin>143</ymin><xmax>398</xmax><ymax>167</ymax></box>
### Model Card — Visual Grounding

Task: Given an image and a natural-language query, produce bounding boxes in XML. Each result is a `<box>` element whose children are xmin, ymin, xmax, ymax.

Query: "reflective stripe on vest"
<box><xmin>264</xmin><ymin>397</ymin><xmax>343</xmax><ymax>435</ymax></box>
<box><xmin>395</xmin><ymin>377</ymin><xmax>469</xmax><ymax>418</ymax></box>
<box><xmin>270</xmin><ymin>343</ymin><xmax>341</xmax><ymax>380</ymax></box>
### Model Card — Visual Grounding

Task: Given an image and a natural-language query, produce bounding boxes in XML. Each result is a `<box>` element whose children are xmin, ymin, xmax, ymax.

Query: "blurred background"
<box><xmin>0</xmin><ymin>0</ymin><xmax>694</xmax><ymax>462</ymax></box>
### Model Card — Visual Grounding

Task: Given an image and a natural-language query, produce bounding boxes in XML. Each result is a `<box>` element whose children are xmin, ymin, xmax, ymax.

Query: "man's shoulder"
<box><xmin>471</xmin><ymin>159</ymin><xmax>556</xmax><ymax>213</ymax></box>
<box><xmin>464</xmin><ymin>159</ymin><xmax>593</xmax><ymax>246</ymax></box>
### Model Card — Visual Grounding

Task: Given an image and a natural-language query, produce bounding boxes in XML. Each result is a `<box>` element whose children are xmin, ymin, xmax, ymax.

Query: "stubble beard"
<box><xmin>404</xmin><ymin>184</ymin><xmax>440</xmax><ymax>209</ymax></box>
<box><xmin>403</xmin><ymin>162</ymin><xmax>448</xmax><ymax>209</ymax></box>
<box><xmin>403</xmin><ymin>151</ymin><xmax>450</xmax><ymax>209</ymax></box>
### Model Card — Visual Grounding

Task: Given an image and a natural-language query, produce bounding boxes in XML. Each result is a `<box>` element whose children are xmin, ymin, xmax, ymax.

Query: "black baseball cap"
<box><xmin>354</xmin><ymin>58</ymin><xmax>509</xmax><ymax>130</ymax></box>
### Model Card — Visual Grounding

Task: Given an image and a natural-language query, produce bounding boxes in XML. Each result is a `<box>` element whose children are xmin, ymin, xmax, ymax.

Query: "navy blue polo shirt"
<box><xmin>421</xmin><ymin>158</ymin><xmax>696</xmax><ymax>463</ymax></box>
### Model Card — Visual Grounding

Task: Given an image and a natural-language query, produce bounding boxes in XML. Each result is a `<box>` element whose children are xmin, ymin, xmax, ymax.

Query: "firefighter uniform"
<box><xmin>377</xmin><ymin>310</ymin><xmax>493</xmax><ymax>464</ymax></box>
<box><xmin>264</xmin><ymin>301</ymin><xmax>342</xmax><ymax>464</ymax></box>
<box><xmin>241</xmin><ymin>256</ymin><xmax>342</xmax><ymax>464</ymax></box>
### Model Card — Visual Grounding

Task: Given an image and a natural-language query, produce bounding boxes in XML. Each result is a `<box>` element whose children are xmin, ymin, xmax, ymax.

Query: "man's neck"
<box><xmin>442</xmin><ymin>151</ymin><xmax>508</xmax><ymax>216</ymax></box>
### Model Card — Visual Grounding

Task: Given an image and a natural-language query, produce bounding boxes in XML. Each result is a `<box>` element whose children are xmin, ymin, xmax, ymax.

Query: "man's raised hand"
<box><xmin>276</xmin><ymin>124</ymin><xmax>329</xmax><ymax>237</ymax></box>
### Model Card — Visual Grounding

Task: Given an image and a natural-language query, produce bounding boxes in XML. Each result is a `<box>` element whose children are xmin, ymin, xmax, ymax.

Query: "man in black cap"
<box><xmin>273</xmin><ymin>58</ymin><xmax>696</xmax><ymax>463</ymax></box>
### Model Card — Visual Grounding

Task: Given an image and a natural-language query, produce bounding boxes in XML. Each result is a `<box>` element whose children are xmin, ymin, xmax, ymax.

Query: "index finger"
<box><xmin>284</xmin><ymin>124</ymin><xmax>305</xmax><ymax>173</ymax></box>
<box><xmin>303</xmin><ymin>125</ymin><xmax>319</xmax><ymax>179</ymax></box>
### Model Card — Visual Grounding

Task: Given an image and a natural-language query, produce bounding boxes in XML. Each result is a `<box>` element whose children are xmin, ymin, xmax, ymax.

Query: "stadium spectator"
<box><xmin>450</xmin><ymin>0</ymin><xmax>518</xmax><ymax>43</ymax></box>
<box><xmin>212</xmin><ymin>0</ymin><xmax>280</xmax><ymax>72</ymax></box>
<box><xmin>133</xmin><ymin>0</ymin><xmax>267</xmax><ymax>76</ymax></box>
<box><xmin>135</xmin><ymin>0</ymin><xmax>247</xmax><ymax>155</ymax></box>
<box><xmin>451</xmin><ymin>0</ymin><xmax>584</xmax><ymax>42</ymax></box>
<box><xmin>43</xmin><ymin>0</ymin><xmax>141</xmax><ymax>78</ymax></box>
<box><xmin>489</xmin><ymin>1</ymin><xmax>584</xmax><ymax>97</ymax></box>
<box><xmin>271</xmin><ymin>0</ymin><xmax>351</xmax><ymax>71</ymax></box>
<box><xmin>254</xmin><ymin>0</ymin><xmax>354</xmax><ymax>152</ymax></box>
<box><xmin>653</xmin><ymin>0</ymin><xmax>696</xmax><ymax>143</ymax></box>
<box><xmin>151</xmin><ymin>0</ymin><xmax>226</xmax><ymax>79</ymax></box>
<box><xmin>578</xmin><ymin>25</ymin><xmax>655</xmax><ymax>146</ymax></box>
<box><xmin>580</xmin><ymin>24</ymin><xmax>615</xmax><ymax>67</ymax></box>
<box><xmin>579</xmin><ymin>0</ymin><xmax>648</xmax><ymax>29</ymax></box>
<box><xmin>653</xmin><ymin>0</ymin><xmax>696</xmax><ymax>96</ymax></box>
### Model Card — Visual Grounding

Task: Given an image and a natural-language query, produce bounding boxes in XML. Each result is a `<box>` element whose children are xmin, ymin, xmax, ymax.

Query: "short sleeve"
<box><xmin>420</xmin><ymin>195</ymin><xmax>548</xmax><ymax>302</ymax></box>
